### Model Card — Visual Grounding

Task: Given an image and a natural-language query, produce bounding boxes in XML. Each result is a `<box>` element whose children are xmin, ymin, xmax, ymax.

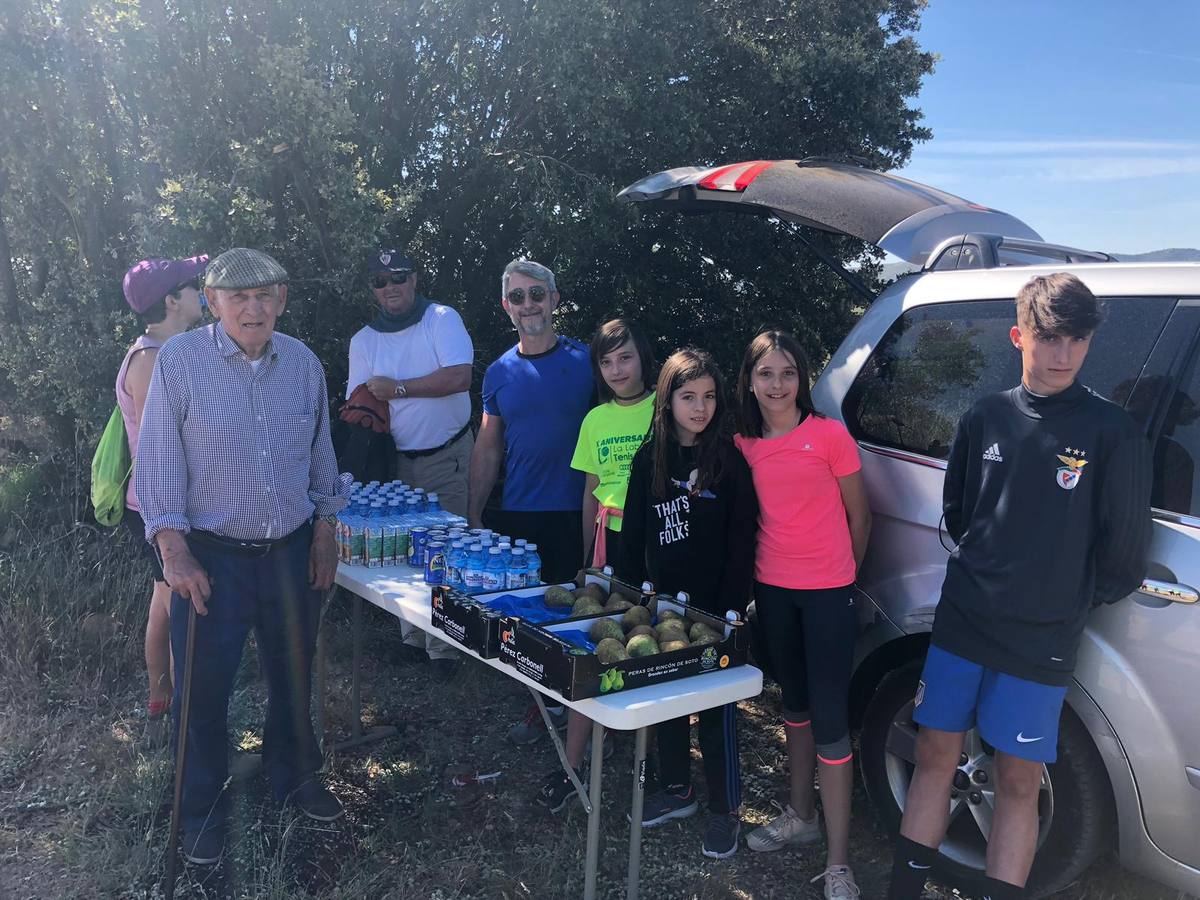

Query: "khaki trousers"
<box><xmin>395</xmin><ymin>430</ymin><xmax>473</xmax><ymax>659</ymax></box>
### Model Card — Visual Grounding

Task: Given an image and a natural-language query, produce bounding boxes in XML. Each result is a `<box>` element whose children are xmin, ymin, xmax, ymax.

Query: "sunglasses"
<box><xmin>506</xmin><ymin>285</ymin><xmax>548</xmax><ymax>306</ymax></box>
<box><xmin>171</xmin><ymin>275</ymin><xmax>203</xmax><ymax>294</ymax></box>
<box><xmin>372</xmin><ymin>272</ymin><xmax>411</xmax><ymax>289</ymax></box>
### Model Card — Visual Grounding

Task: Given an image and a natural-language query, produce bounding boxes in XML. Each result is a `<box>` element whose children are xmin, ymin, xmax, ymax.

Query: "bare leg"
<box><xmin>565</xmin><ymin>709</ymin><xmax>594</xmax><ymax>769</ymax></box>
<box><xmin>819</xmin><ymin>758</ymin><xmax>854</xmax><ymax>866</ymax></box>
<box><xmin>986</xmin><ymin>751</ymin><xmax>1043</xmax><ymax>885</ymax></box>
<box><xmin>145</xmin><ymin>581</ymin><xmax>174</xmax><ymax>707</ymax></box>
<box><xmin>899</xmin><ymin>726</ymin><xmax>965</xmax><ymax>845</ymax></box>
<box><xmin>786</xmin><ymin>721</ymin><xmax>818</xmax><ymax>818</ymax></box>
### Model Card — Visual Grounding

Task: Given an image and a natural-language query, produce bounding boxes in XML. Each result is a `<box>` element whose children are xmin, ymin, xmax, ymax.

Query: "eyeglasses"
<box><xmin>372</xmin><ymin>272</ymin><xmax>410</xmax><ymax>289</ymax></box>
<box><xmin>506</xmin><ymin>285</ymin><xmax>548</xmax><ymax>306</ymax></box>
<box><xmin>171</xmin><ymin>276</ymin><xmax>203</xmax><ymax>294</ymax></box>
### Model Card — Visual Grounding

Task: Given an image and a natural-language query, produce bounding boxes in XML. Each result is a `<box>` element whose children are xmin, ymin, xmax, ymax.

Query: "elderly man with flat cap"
<box><xmin>136</xmin><ymin>247</ymin><xmax>348</xmax><ymax>865</ymax></box>
<box><xmin>347</xmin><ymin>248</ymin><xmax>474</xmax><ymax>672</ymax></box>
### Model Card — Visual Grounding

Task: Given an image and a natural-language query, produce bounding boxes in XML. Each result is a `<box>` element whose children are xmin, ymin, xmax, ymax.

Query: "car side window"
<box><xmin>1151</xmin><ymin>360</ymin><xmax>1200</xmax><ymax>516</ymax></box>
<box><xmin>843</xmin><ymin>297</ymin><xmax>1174</xmax><ymax>460</ymax></box>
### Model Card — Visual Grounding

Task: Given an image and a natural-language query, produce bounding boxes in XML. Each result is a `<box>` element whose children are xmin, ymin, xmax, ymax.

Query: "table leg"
<box><xmin>626</xmin><ymin>726</ymin><xmax>648</xmax><ymax>900</ymax></box>
<box><xmin>316</xmin><ymin>589</ymin><xmax>330</xmax><ymax>754</ymax></box>
<box><xmin>351</xmin><ymin>592</ymin><xmax>363</xmax><ymax>740</ymax></box>
<box><xmin>529</xmin><ymin>689</ymin><xmax>591</xmax><ymax>813</ymax></box>
<box><xmin>583</xmin><ymin>720</ymin><xmax>604</xmax><ymax>900</ymax></box>
<box><xmin>324</xmin><ymin>586</ymin><xmax>397</xmax><ymax>753</ymax></box>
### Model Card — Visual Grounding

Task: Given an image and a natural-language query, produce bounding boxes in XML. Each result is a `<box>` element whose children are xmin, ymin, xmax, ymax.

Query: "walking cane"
<box><xmin>164</xmin><ymin>601</ymin><xmax>198</xmax><ymax>900</ymax></box>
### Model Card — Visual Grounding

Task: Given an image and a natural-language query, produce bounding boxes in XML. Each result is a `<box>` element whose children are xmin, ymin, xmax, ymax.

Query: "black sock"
<box><xmin>977</xmin><ymin>876</ymin><xmax>1025</xmax><ymax>900</ymax></box>
<box><xmin>887</xmin><ymin>835</ymin><xmax>938</xmax><ymax>900</ymax></box>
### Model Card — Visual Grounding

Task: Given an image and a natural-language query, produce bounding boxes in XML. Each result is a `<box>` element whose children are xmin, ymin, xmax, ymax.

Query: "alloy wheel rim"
<box><xmin>882</xmin><ymin>698</ymin><xmax>1055</xmax><ymax>869</ymax></box>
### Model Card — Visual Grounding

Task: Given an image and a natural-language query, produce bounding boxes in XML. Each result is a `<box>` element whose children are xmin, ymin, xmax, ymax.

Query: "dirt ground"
<box><xmin>0</xmin><ymin>595</ymin><xmax>1190</xmax><ymax>900</ymax></box>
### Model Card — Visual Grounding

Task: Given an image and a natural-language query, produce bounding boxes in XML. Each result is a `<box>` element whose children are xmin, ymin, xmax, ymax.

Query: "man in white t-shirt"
<box><xmin>347</xmin><ymin>249</ymin><xmax>474</xmax><ymax>670</ymax></box>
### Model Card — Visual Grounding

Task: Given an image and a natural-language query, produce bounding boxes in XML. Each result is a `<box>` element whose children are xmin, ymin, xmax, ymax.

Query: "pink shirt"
<box><xmin>115</xmin><ymin>334</ymin><xmax>163</xmax><ymax>511</ymax></box>
<box><xmin>735</xmin><ymin>414</ymin><xmax>861</xmax><ymax>590</ymax></box>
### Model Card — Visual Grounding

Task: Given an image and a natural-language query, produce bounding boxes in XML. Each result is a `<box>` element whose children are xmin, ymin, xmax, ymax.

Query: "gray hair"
<box><xmin>502</xmin><ymin>258</ymin><xmax>557</xmax><ymax>296</ymax></box>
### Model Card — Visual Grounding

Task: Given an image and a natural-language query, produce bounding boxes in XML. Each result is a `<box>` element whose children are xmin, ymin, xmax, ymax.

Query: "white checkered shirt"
<box><xmin>136</xmin><ymin>322</ymin><xmax>348</xmax><ymax>542</ymax></box>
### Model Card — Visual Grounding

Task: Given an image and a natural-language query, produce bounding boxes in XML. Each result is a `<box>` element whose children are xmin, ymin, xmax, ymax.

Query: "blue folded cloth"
<box><xmin>474</xmin><ymin>592</ymin><xmax>573</xmax><ymax>625</ymax></box>
<box><xmin>551</xmin><ymin>628</ymin><xmax>596</xmax><ymax>651</ymax></box>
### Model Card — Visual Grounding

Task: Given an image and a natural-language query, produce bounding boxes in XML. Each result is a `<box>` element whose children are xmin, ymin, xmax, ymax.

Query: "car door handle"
<box><xmin>1138</xmin><ymin>579</ymin><xmax>1199</xmax><ymax>604</ymax></box>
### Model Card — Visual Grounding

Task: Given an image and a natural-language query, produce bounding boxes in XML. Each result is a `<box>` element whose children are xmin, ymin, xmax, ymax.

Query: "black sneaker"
<box><xmin>181</xmin><ymin>824</ymin><xmax>224</xmax><ymax>865</ymax></box>
<box><xmin>702</xmin><ymin>812</ymin><xmax>741</xmax><ymax>859</ymax></box>
<box><xmin>635</xmin><ymin>784</ymin><xmax>698</xmax><ymax>827</ymax></box>
<box><xmin>290</xmin><ymin>778</ymin><xmax>344</xmax><ymax>822</ymax></box>
<box><xmin>535</xmin><ymin>769</ymin><xmax>580</xmax><ymax>813</ymax></box>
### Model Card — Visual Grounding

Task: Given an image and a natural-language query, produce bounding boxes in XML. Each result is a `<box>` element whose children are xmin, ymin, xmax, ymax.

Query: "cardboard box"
<box><xmin>430</xmin><ymin>570</ymin><xmax>646</xmax><ymax>659</ymax></box>
<box><xmin>496</xmin><ymin>592</ymin><xmax>748</xmax><ymax>700</ymax></box>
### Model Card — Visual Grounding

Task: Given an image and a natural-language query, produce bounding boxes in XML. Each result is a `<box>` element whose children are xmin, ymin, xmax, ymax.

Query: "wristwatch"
<box><xmin>319</xmin><ymin>514</ymin><xmax>338</xmax><ymax>528</ymax></box>
<box><xmin>393</xmin><ymin>381</ymin><xmax>408</xmax><ymax>398</ymax></box>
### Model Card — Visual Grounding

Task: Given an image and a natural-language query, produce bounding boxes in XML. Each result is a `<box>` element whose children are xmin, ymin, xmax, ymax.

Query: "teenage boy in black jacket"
<box><xmin>888</xmin><ymin>274</ymin><xmax>1152</xmax><ymax>900</ymax></box>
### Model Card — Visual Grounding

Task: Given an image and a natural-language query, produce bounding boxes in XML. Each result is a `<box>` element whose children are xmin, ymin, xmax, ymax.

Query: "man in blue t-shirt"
<box><xmin>468</xmin><ymin>258</ymin><xmax>594</xmax><ymax>580</ymax></box>
<box><xmin>468</xmin><ymin>258</ymin><xmax>594</xmax><ymax>745</ymax></box>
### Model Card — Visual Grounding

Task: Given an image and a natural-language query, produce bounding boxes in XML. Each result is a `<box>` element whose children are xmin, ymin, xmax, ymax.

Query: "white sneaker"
<box><xmin>811</xmin><ymin>865</ymin><xmax>860</xmax><ymax>900</ymax></box>
<box><xmin>745</xmin><ymin>801</ymin><xmax>822</xmax><ymax>852</ymax></box>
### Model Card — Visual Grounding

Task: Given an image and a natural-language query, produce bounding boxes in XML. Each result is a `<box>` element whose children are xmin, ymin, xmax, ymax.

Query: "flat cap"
<box><xmin>204</xmin><ymin>248</ymin><xmax>288</xmax><ymax>290</ymax></box>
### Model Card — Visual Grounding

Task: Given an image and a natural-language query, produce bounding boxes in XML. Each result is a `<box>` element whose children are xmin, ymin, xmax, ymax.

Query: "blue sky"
<box><xmin>898</xmin><ymin>0</ymin><xmax>1200</xmax><ymax>254</ymax></box>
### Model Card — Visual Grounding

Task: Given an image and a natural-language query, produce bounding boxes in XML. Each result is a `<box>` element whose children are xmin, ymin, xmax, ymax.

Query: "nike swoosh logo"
<box><xmin>1016</xmin><ymin>733</ymin><xmax>1044</xmax><ymax>743</ymax></box>
<box><xmin>907</xmin><ymin>861</ymin><xmax>932</xmax><ymax>869</ymax></box>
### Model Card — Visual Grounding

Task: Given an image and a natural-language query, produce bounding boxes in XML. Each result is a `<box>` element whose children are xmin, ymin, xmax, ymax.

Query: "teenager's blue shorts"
<box><xmin>912</xmin><ymin>644</ymin><xmax>1068</xmax><ymax>763</ymax></box>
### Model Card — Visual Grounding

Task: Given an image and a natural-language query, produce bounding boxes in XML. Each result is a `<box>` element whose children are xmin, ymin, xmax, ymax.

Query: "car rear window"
<box><xmin>842</xmin><ymin>297</ymin><xmax>1175</xmax><ymax>460</ymax></box>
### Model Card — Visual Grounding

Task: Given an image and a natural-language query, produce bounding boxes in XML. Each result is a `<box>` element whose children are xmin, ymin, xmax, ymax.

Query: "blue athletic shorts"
<box><xmin>912</xmin><ymin>644</ymin><xmax>1068</xmax><ymax>763</ymax></box>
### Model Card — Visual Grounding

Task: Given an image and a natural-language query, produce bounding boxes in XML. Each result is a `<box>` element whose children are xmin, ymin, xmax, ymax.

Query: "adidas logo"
<box><xmin>982</xmin><ymin>443</ymin><xmax>1003</xmax><ymax>462</ymax></box>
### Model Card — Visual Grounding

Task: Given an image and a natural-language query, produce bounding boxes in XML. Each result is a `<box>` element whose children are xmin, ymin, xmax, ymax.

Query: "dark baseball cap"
<box><xmin>367</xmin><ymin>249</ymin><xmax>414</xmax><ymax>274</ymax></box>
<box><xmin>122</xmin><ymin>255</ymin><xmax>209</xmax><ymax>314</ymax></box>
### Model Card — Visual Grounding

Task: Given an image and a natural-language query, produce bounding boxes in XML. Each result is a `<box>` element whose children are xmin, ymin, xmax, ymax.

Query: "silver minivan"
<box><xmin>619</xmin><ymin>160</ymin><xmax>1200</xmax><ymax>897</ymax></box>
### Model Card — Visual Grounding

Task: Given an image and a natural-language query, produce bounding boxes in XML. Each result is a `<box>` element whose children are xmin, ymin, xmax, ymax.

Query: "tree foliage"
<box><xmin>0</xmin><ymin>0</ymin><xmax>933</xmax><ymax>457</ymax></box>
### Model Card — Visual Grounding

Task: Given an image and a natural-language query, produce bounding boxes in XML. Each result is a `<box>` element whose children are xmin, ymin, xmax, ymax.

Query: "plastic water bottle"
<box><xmin>384</xmin><ymin>499</ymin><xmax>404</xmax><ymax>565</ymax></box>
<box><xmin>464</xmin><ymin>543</ymin><xmax>486</xmax><ymax>592</ymax></box>
<box><xmin>514</xmin><ymin>538</ymin><xmax>528</xmax><ymax>551</ymax></box>
<box><xmin>365</xmin><ymin>502</ymin><xmax>386</xmax><ymax>567</ymax></box>
<box><xmin>525</xmin><ymin>543</ymin><xmax>543</xmax><ymax>586</ymax></box>
<box><xmin>426</xmin><ymin>492</ymin><xmax>446</xmax><ymax>523</ymax></box>
<box><xmin>446</xmin><ymin>541</ymin><xmax>467</xmax><ymax>589</ymax></box>
<box><xmin>506</xmin><ymin>547</ymin><xmax>528</xmax><ymax>589</ymax></box>
<box><xmin>481</xmin><ymin>547</ymin><xmax>505</xmax><ymax>592</ymax></box>
<box><xmin>347</xmin><ymin>506</ymin><xmax>367</xmax><ymax>566</ymax></box>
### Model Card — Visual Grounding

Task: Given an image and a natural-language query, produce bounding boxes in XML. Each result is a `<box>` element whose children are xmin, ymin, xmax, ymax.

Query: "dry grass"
<box><xmin>0</xmin><ymin>483</ymin><xmax>1191</xmax><ymax>899</ymax></box>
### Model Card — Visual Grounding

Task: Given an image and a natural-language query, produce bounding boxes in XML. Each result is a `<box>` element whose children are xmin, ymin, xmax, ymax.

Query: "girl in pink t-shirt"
<box><xmin>733</xmin><ymin>331</ymin><xmax>871</xmax><ymax>898</ymax></box>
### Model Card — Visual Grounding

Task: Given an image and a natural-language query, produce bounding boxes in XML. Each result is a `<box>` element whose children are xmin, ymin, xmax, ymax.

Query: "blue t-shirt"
<box><xmin>482</xmin><ymin>336</ymin><xmax>594</xmax><ymax>511</ymax></box>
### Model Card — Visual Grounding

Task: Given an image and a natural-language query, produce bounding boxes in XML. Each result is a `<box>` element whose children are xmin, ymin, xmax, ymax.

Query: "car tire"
<box><xmin>859</xmin><ymin>660</ymin><xmax>1115</xmax><ymax>897</ymax></box>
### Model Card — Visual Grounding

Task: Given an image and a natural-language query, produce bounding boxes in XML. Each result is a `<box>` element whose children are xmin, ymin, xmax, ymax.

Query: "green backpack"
<box><xmin>91</xmin><ymin>405</ymin><xmax>132</xmax><ymax>527</ymax></box>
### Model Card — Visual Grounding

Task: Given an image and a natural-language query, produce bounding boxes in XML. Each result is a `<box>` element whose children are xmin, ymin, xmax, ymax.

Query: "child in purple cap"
<box><xmin>115</xmin><ymin>254</ymin><xmax>207</xmax><ymax>743</ymax></box>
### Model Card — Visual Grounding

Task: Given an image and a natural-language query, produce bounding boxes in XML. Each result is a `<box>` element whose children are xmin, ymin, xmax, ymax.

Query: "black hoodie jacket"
<box><xmin>616</xmin><ymin>437</ymin><xmax>758</xmax><ymax>616</ymax></box>
<box><xmin>932</xmin><ymin>381</ymin><xmax>1152</xmax><ymax>685</ymax></box>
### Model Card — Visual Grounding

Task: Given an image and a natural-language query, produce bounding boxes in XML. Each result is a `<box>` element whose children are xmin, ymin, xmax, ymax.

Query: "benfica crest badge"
<box><xmin>1055</xmin><ymin>449</ymin><xmax>1088</xmax><ymax>491</ymax></box>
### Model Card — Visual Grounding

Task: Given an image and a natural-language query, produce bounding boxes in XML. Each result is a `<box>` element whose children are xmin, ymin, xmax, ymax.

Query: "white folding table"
<box><xmin>328</xmin><ymin>564</ymin><xmax>763</xmax><ymax>900</ymax></box>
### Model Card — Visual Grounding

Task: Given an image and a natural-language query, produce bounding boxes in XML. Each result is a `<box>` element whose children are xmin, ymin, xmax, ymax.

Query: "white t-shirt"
<box><xmin>346</xmin><ymin>303</ymin><xmax>473</xmax><ymax>451</ymax></box>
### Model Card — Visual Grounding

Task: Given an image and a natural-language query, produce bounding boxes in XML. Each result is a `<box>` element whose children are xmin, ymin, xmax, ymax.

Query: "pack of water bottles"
<box><xmin>335</xmin><ymin>481</ymin><xmax>543</xmax><ymax>591</ymax></box>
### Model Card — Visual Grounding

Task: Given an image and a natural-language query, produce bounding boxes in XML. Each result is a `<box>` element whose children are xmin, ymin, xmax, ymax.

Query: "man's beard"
<box><xmin>515</xmin><ymin>312</ymin><xmax>548</xmax><ymax>335</ymax></box>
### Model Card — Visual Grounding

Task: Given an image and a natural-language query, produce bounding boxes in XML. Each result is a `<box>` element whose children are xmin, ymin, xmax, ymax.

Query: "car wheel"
<box><xmin>859</xmin><ymin>660</ymin><xmax>1114</xmax><ymax>897</ymax></box>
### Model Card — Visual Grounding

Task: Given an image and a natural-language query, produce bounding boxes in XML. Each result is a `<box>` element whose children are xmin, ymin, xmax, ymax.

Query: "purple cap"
<box><xmin>121</xmin><ymin>255</ymin><xmax>209</xmax><ymax>314</ymax></box>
